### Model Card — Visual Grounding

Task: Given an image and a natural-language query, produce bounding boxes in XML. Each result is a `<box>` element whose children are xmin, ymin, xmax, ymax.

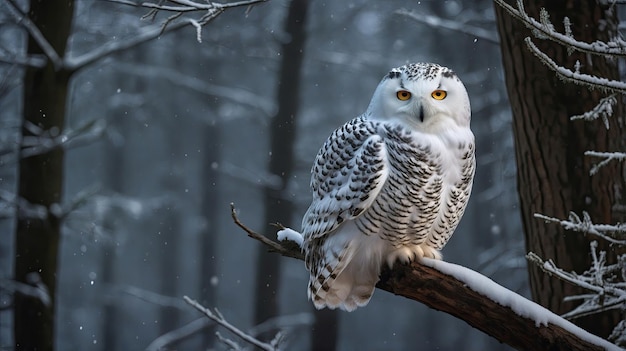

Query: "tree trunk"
<box><xmin>494</xmin><ymin>0</ymin><xmax>626</xmax><ymax>338</ymax></box>
<box><xmin>253</xmin><ymin>0</ymin><xmax>309</xmax><ymax>330</ymax></box>
<box><xmin>14</xmin><ymin>1</ymin><xmax>74</xmax><ymax>350</ymax></box>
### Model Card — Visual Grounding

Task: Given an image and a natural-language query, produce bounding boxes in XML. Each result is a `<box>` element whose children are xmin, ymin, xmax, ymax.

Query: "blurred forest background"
<box><xmin>0</xmin><ymin>0</ymin><xmax>527</xmax><ymax>350</ymax></box>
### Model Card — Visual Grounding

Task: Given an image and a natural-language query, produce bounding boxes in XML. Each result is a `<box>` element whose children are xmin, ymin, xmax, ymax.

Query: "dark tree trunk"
<box><xmin>253</xmin><ymin>0</ymin><xmax>309</xmax><ymax>333</ymax></box>
<box><xmin>14</xmin><ymin>1</ymin><xmax>74</xmax><ymax>350</ymax></box>
<box><xmin>494</xmin><ymin>0</ymin><xmax>626</xmax><ymax>338</ymax></box>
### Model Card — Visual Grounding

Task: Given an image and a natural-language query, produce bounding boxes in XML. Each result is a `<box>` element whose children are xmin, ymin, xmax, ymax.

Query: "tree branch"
<box><xmin>4</xmin><ymin>0</ymin><xmax>63</xmax><ymax>69</ymax></box>
<box><xmin>67</xmin><ymin>0</ymin><xmax>267</xmax><ymax>73</ymax></box>
<box><xmin>230</xmin><ymin>204</ymin><xmax>620</xmax><ymax>351</ymax></box>
<box><xmin>524</xmin><ymin>38</ymin><xmax>626</xmax><ymax>94</ymax></box>
<box><xmin>494</xmin><ymin>0</ymin><xmax>626</xmax><ymax>57</ymax></box>
<box><xmin>183</xmin><ymin>296</ymin><xmax>280</xmax><ymax>351</ymax></box>
<box><xmin>396</xmin><ymin>9</ymin><xmax>499</xmax><ymax>44</ymax></box>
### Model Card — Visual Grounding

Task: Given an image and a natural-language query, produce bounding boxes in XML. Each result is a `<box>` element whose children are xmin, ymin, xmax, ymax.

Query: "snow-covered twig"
<box><xmin>396</xmin><ymin>9</ymin><xmax>499</xmax><ymax>44</ymax></box>
<box><xmin>527</xmin><ymin>242</ymin><xmax>626</xmax><ymax>322</ymax></box>
<box><xmin>494</xmin><ymin>0</ymin><xmax>626</xmax><ymax>57</ymax></box>
<box><xmin>525</xmin><ymin>37</ymin><xmax>626</xmax><ymax>94</ymax></box>
<box><xmin>534</xmin><ymin>212</ymin><xmax>626</xmax><ymax>245</ymax></box>
<box><xmin>107</xmin><ymin>0</ymin><xmax>267</xmax><ymax>45</ymax></box>
<box><xmin>585</xmin><ymin>151</ymin><xmax>626</xmax><ymax>175</ymax></box>
<box><xmin>183</xmin><ymin>296</ymin><xmax>281</xmax><ymax>351</ymax></box>
<box><xmin>570</xmin><ymin>94</ymin><xmax>617</xmax><ymax>130</ymax></box>
<box><xmin>145</xmin><ymin>317</ymin><xmax>213</xmax><ymax>351</ymax></box>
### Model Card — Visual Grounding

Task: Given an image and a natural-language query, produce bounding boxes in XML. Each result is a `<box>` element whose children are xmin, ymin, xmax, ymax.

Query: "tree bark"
<box><xmin>14</xmin><ymin>1</ymin><xmax>74</xmax><ymax>350</ymax></box>
<box><xmin>494</xmin><ymin>0</ymin><xmax>626</xmax><ymax>338</ymax></box>
<box><xmin>254</xmin><ymin>0</ymin><xmax>309</xmax><ymax>330</ymax></box>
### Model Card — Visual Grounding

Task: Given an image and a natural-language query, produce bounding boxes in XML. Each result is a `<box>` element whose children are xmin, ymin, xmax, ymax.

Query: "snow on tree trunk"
<box><xmin>494</xmin><ymin>0</ymin><xmax>626</xmax><ymax>339</ymax></box>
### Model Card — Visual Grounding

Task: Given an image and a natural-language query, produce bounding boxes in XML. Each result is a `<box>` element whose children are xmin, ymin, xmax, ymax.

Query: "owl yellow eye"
<box><xmin>431</xmin><ymin>90</ymin><xmax>447</xmax><ymax>100</ymax></box>
<box><xmin>396</xmin><ymin>90</ymin><xmax>411</xmax><ymax>101</ymax></box>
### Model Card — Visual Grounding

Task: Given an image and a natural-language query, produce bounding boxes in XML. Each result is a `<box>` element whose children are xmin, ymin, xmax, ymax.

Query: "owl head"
<box><xmin>366</xmin><ymin>63</ymin><xmax>471</xmax><ymax>133</ymax></box>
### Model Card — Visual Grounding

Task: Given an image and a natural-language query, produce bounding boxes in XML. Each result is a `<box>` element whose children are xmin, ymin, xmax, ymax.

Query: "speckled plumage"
<box><xmin>302</xmin><ymin>63</ymin><xmax>475</xmax><ymax>311</ymax></box>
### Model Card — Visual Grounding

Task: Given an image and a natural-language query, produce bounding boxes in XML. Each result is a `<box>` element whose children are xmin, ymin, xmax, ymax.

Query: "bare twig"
<box><xmin>119</xmin><ymin>285</ymin><xmax>188</xmax><ymax>309</ymax></box>
<box><xmin>145</xmin><ymin>317</ymin><xmax>213</xmax><ymax>351</ymax></box>
<box><xmin>230</xmin><ymin>203</ymin><xmax>304</xmax><ymax>260</ymax></box>
<box><xmin>4</xmin><ymin>0</ymin><xmax>63</xmax><ymax>69</ymax></box>
<box><xmin>397</xmin><ymin>9</ymin><xmax>499</xmax><ymax>44</ymax></box>
<box><xmin>0</xmin><ymin>274</ymin><xmax>51</xmax><ymax>307</ymax></box>
<box><xmin>183</xmin><ymin>296</ymin><xmax>279</xmax><ymax>351</ymax></box>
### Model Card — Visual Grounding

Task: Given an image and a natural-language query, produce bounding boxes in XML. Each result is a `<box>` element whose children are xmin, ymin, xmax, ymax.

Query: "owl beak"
<box><xmin>419</xmin><ymin>105</ymin><xmax>425</xmax><ymax>122</ymax></box>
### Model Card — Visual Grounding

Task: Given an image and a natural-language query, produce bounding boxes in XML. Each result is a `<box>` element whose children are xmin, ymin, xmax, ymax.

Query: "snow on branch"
<box><xmin>230</xmin><ymin>203</ymin><xmax>620</xmax><ymax>351</ymax></box>
<box><xmin>525</xmin><ymin>38</ymin><xmax>626</xmax><ymax>94</ymax></box>
<box><xmin>570</xmin><ymin>94</ymin><xmax>617</xmax><ymax>130</ymax></box>
<box><xmin>4</xmin><ymin>0</ymin><xmax>268</xmax><ymax>73</ymax></box>
<box><xmin>107</xmin><ymin>0</ymin><xmax>267</xmax><ymax>45</ymax></box>
<box><xmin>534</xmin><ymin>212</ymin><xmax>626</xmax><ymax>245</ymax></box>
<box><xmin>585</xmin><ymin>151</ymin><xmax>626</xmax><ymax>176</ymax></box>
<box><xmin>396</xmin><ymin>9</ymin><xmax>499</xmax><ymax>44</ymax></box>
<box><xmin>494</xmin><ymin>0</ymin><xmax>626</xmax><ymax>57</ymax></box>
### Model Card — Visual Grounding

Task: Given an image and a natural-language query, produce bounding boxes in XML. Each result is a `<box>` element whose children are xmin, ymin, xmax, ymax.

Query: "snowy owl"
<box><xmin>301</xmin><ymin>62</ymin><xmax>475</xmax><ymax>311</ymax></box>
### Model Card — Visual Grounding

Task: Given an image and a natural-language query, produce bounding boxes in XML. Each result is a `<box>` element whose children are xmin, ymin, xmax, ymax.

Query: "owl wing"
<box><xmin>302</xmin><ymin>116</ymin><xmax>388</xmax><ymax>240</ymax></box>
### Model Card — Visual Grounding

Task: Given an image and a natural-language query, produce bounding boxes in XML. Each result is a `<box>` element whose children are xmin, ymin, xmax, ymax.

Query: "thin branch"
<box><xmin>113</xmin><ymin>62</ymin><xmax>276</xmax><ymax>115</ymax></box>
<box><xmin>230</xmin><ymin>203</ymin><xmax>303</xmax><ymax>260</ymax></box>
<box><xmin>396</xmin><ymin>9</ymin><xmax>499</xmax><ymax>44</ymax></box>
<box><xmin>534</xmin><ymin>212</ymin><xmax>626</xmax><ymax>245</ymax></box>
<box><xmin>0</xmin><ymin>274</ymin><xmax>51</xmax><ymax>307</ymax></box>
<box><xmin>69</xmin><ymin>0</ymin><xmax>267</xmax><ymax>72</ymax></box>
<box><xmin>145</xmin><ymin>317</ymin><xmax>213</xmax><ymax>351</ymax></box>
<box><xmin>570</xmin><ymin>94</ymin><xmax>617</xmax><ymax>130</ymax></box>
<box><xmin>119</xmin><ymin>285</ymin><xmax>188</xmax><ymax>309</ymax></box>
<box><xmin>65</xmin><ymin>21</ymin><xmax>187</xmax><ymax>73</ymax></box>
<box><xmin>4</xmin><ymin>0</ymin><xmax>63</xmax><ymax>69</ymax></box>
<box><xmin>183</xmin><ymin>296</ymin><xmax>278</xmax><ymax>351</ymax></box>
<box><xmin>525</xmin><ymin>37</ymin><xmax>626</xmax><ymax>94</ymax></box>
<box><xmin>494</xmin><ymin>0</ymin><xmax>626</xmax><ymax>57</ymax></box>
<box><xmin>585</xmin><ymin>151</ymin><xmax>626</xmax><ymax>175</ymax></box>
<box><xmin>527</xmin><ymin>247</ymin><xmax>626</xmax><ymax>321</ymax></box>
<box><xmin>1</xmin><ymin>117</ymin><xmax>109</xmax><ymax>166</ymax></box>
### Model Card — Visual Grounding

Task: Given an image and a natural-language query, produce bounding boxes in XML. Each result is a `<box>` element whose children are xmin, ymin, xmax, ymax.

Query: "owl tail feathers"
<box><xmin>308</xmin><ymin>244</ymin><xmax>379</xmax><ymax>312</ymax></box>
<box><xmin>310</xmin><ymin>280</ymin><xmax>376</xmax><ymax>312</ymax></box>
